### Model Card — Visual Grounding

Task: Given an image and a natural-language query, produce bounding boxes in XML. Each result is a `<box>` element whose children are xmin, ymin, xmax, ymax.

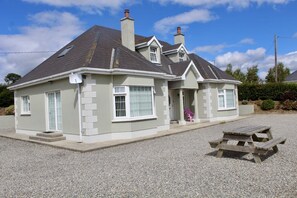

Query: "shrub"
<box><xmin>279</xmin><ymin>91</ymin><xmax>297</xmax><ymax>101</ymax></box>
<box><xmin>282</xmin><ymin>100</ymin><xmax>294</xmax><ymax>110</ymax></box>
<box><xmin>241</xmin><ymin>100</ymin><xmax>248</xmax><ymax>105</ymax></box>
<box><xmin>292</xmin><ymin>101</ymin><xmax>297</xmax><ymax>110</ymax></box>
<box><xmin>261</xmin><ymin>99</ymin><xmax>275</xmax><ymax>110</ymax></box>
<box><xmin>5</xmin><ymin>105</ymin><xmax>14</xmax><ymax>115</ymax></box>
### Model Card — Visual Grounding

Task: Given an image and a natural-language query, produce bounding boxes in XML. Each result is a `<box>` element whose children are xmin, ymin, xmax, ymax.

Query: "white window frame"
<box><xmin>149</xmin><ymin>47</ymin><xmax>158</xmax><ymax>63</ymax></box>
<box><xmin>217</xmin><ymin>89</ymin><xmax>236</xmax><ymax>110</ymax></box>
<box><xmin>21</xmin><ymin>95</ymin><xmax>31</xmax><ymax>115</ymax></box>
<box><xmin>113</xmin><ymin>86</ymin><xmax>128</xmax><ymax>118</ymax></box>
<box><xmin>46</xmin><ymin>91</ymin><xmax>62</xmax><ymax>132</ymax></box>
<box><xmin>112</xmin><ymin>86</ymin><xmax>156</xmax><ymax>122</ymax></box>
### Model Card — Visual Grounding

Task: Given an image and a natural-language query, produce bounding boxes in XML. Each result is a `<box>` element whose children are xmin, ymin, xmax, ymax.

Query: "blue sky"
<box><xmin>1</xmin><ymin>0</ymin><xmax>297</xmax><ymax>83</ymax></box>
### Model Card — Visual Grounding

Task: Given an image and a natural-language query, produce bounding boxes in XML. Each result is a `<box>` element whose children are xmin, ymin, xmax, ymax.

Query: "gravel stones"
<box><xmin>0</xmin><ymin>114</ymin><xmax>297</xmax><ymax>197</ymax></box>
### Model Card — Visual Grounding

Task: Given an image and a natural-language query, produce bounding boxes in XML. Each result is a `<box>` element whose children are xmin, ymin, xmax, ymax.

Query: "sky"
<box><xmin>1</xmin><ymin>0</ymin><xmax>297</xmax><ymax>83</ymax></box>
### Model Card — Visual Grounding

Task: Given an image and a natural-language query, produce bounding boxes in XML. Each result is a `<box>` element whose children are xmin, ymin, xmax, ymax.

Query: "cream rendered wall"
<box><xmin>197</xmin><ymin>84</ymin><xmax>208</xmax><ymax>119</ymax></box>
<box><xmin>196</xmin><ymin>83</ymin><xmax>238</xmax><ymax>120</ymax></box>
<box><xmin>91</xmin><ymin>75</ymin><xmax>169</xmax><ymax>135</ymax></box>
<box><xmin>138</xmin><ymin>47</ymin><xmax>149</xmax><ymax>60</ymax></box>
<box><xmin>211</xmin><ymin>83</ymin><xmax>238</xmax><ymax>118</ymax></box>
<box><xmin>169</xmin><ymin>69</ymin><xmax>199</xmax><ymax>89</ymax></box>
<box><xmin>15</xmin><ymin>79</ymin><xmax>79</xmax><ymax>134</ymax></box>
<box><xmin>167</xmin><ymin>53</ymin><xmax>179</xmax><ymax>63</ymax></box>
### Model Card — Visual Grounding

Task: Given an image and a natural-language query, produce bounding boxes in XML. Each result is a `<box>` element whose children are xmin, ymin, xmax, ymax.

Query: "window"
<box><xmin>179</xmin><ymin>51</ymin><xmax>185</xmax><ymax>62</ymax></box>
<box><xmin>150</xmin><ymin>47</ymin><xmax>158</xmax><ymax>63</ymax></box>
<box><xmin>114</xmin><ymin>86</ymin><xmax>127</xmax><ymax>117</ymax></box>
<box><xmin>58</xmin><ymin>45</ymin><xmax>73</xmax><ymax>58</ymax></box>
<box><xmin>21</xmin><ymin>96</ymin><xmax>30</xmax><ymax>114</ymax></box>
<box><xmin>130</xmin><ymin>87</ymin><xmax>153</xmax><ymax>117</ymax></box>
<box><xmin>113</xmin><ymin>86</ymin><xmax>154</xmax><ymax>120</ymax></box>
<box><xmin>218</xmin><ymin>89</ymin><xmax>236</xmax><ymax>110</ymax></box>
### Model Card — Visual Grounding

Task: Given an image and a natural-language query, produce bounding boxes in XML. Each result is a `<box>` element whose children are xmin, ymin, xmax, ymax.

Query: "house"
<box><xmin>9</xmin><ymin>10</ymin><xmax>240</xmax><ymax>143</ymax></box>
<box><xmin>285</xmin><ymin>70</ymin><xmax>297</xmax><ymax>82</ymax></box>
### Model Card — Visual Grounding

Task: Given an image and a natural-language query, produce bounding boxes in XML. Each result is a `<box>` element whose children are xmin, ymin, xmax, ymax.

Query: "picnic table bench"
<box><xmin>209</xmin><ymin>125</ymin><xmax>286</xmax><ymax>163</ymax></box>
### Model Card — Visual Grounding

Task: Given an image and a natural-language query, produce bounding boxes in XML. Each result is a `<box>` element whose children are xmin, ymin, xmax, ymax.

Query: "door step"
<box><xmin>29</xmin><ymin>132</ymin><xmax>66</xmax><ymax>142</ymax></box>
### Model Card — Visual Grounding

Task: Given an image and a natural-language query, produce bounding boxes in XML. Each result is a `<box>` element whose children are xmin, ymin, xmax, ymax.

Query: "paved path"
<box><xmin>1</xmin><ymin>114</ymin><xmax>296</xmax><ymax>197</ymax></box>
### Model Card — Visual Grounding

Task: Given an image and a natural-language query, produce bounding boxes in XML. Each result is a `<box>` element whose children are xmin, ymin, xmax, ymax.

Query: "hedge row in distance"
<box><xmin>238</xmin><ymin>83</ymin><xmax>297</xmax><ymax>101</ymax></box>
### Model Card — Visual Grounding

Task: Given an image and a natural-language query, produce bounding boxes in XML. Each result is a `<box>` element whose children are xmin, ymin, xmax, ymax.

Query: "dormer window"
<box><xmin>150</xmin><ymin>47</ymin><xmax>158</xmax><ymax>63</ymax></box>
<box><xmin>179</xmin><ymin>51</ymin><xmax>185</xmax><ymax>62</ymax></box>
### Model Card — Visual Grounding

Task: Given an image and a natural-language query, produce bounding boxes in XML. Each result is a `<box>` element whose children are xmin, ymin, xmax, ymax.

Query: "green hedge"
<box><xmin>238</xmin><ymin>83</ymin><xmax>297</xmax><ymax>101</ymax></box>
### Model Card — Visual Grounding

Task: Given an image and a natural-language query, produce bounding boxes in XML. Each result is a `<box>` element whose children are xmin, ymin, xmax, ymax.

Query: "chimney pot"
<box><xmin>174</xmin><ymin>26</ymin><xmax>185</xmax><ymax>45</ymax></box>
<box><xmin>124</xmin><ymin>9</ymin><xmax>130</xmax><ymax>18</ymax></box>
<box><xmin>177</xmin><ymin>27</ymin><xmax>181</xmax><ymax>34</ymax></box>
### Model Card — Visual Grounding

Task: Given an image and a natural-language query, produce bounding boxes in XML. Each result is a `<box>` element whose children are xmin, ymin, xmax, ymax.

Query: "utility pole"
<box><xmin>274</xmin><ymin>34</ymin><xmax>278</xmax><ymax>82</ymax></box>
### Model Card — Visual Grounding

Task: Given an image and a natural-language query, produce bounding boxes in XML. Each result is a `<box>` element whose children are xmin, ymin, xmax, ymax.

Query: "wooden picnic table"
<box><xmin>209</xmin><ymin>125</ymin><xmax>286</xmax><ymax>163</ymax></box>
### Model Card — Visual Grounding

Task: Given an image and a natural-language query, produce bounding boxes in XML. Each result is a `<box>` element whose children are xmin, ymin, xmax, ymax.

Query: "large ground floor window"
<box><xmin>113</xmin><ymin>86</ymin><xmax>154</xmax><ymax>120</ymax></box>
<box><xmin>218</xmin><ymin>89</ymin><xmax>236</xmax><ymax>110</ymax></box>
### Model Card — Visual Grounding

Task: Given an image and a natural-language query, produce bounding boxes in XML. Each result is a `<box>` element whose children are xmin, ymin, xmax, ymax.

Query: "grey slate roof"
<box><xmin>162</xmin><ymin>43</ymin><xmax>181</xmax><ymax>52</ymax></box>
<box><xmin>189</xmin><ymin>54</ymin><xmax>235</xmax><ymax>81</ymax></box>
<box><xmin>285</xmin><ymin>70</ymin><xmax>297</xmax><ymax>82</ymax></box>
<box><xmin>170</xmin><ymin>61</ymin><xmax>191</xmax><ymax>76</ymax></box>
<box><xmin>13</xmin><ymin>25</ymin><xmax>236</xmax><ymax>86</ymax></box>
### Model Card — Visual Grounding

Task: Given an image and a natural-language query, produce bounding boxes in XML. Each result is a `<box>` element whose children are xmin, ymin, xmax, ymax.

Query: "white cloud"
<box><xmin>239</xmin><ymin>38</ymin><xmax>255</xmax><ymax>45</ymax></box>
<box><xmin>23</xmin><ymin>0</ymin><xmax>133</xmax><ymax>14</ymax></box>
<box><xmin>293</xmin><ymin>32</ymin><xmax>297</xmax><ymax>38</ymax></box>
<box><xmin>154</xmin><ymin>9</ymin><xmax>217</xmax><ymax>34</ymax></box>
<box><xmin>192</xmin><ymin>44</ymin><xmax>226</xmax><ymax>54</ymax></box>
<box><xmin>215</xmin><ymin>47</ymin><xmax>266</xmax><ymax>71</ymax></box>
<box><xmin>150</xmin><ymin>0</ymin><xmax>290</xmax><ymax>10</ymax></box>
<box><xmin>0</xmin><ymin>11</ymin><xmax>84</xmax><ymax>83</ymax></box>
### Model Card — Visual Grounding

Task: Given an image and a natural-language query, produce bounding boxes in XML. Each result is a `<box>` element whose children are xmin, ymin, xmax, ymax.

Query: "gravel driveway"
<box><xmin>1</xmin><ymin>114</ymin><xmax>297</xmax><ymax>197</ymax></box>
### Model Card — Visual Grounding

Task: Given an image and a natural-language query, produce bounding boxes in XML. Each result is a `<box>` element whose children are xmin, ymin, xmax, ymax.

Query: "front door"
<box><xmin>47</xmin><ymin>91</ymin><xmax>62</xmax><ymax>131</ymax></box>
<box><xmin>169</xmin><ymin>90</ymin><xmax>176</xmax><ymax>121</ymax></box>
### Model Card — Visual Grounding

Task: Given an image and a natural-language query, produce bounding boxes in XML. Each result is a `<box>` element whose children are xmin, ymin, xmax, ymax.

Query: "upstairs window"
<box><xmin>150</xmin><ymin>47</ymin><xmax>158</xmax><ymax>63</ymax></box>
<box><xmin>21</xmin><ymin>96</ymin><xmax>31</xmax><ymax>115</ymax></box>
<box><xmin>179</xmin><ymin>51</ymin><xmax>185</xmax><ymax>62</ymax></box>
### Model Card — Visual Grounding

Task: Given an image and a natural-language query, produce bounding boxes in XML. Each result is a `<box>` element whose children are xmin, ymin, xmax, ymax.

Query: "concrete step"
<box><xmin>36</xmin><ymin>132</ymin><xmax>64</xmax><ymax>138</ymax></box>
<box><xmin>29</xmin><ymin>132</ymin><xmax>66</xmax><ymax>142</ymax></box>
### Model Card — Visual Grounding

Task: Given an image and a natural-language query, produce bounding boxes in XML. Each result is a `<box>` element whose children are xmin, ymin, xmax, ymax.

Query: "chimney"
<box><xmin>121</xmin><ymin>9</ymin><xmax>135</xmax><ymax>51</ymax></box>
<box><xmin>174</xmin><ymin>27</ymin><xmax>185</xmax><ymax>45</ymax></box>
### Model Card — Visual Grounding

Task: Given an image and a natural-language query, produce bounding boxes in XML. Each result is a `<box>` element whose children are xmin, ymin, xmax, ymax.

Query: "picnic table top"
<box><xmin>223</xmin><ymin>125</ymin><xmax>271</xmax><ymax>136</ymax></box>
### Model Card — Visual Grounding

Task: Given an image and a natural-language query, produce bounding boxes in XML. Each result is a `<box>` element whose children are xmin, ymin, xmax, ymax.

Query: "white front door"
<box><xmin>169</xmin><ymin>90</ymin><xmax>176</xmax><ymax>120</ymax></box>
<box><xmin>47</xmin><ymin>91</ymin><xmax>62</xmax><ymax>131</ymax></box>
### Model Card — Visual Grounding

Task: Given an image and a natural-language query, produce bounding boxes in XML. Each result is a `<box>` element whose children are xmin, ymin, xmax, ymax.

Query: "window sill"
<box><xmin>20</xmin><ymin>113</ymin><xmax>31</xmax><ymax>116</ymax></box>
<box><xmin>112</xmin><ymin>115</ymin><xmax>157</xmax><ymax>123</ymax></box>
<box><xmin>218</xmin><ymin>108</ymin><xmax>237</xmax><ymax>111</ymax></box>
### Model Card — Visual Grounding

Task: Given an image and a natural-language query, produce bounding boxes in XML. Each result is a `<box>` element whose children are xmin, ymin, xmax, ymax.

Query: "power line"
<box><xmin>0</xmin><ymin>50</ymin><xmax>57</xmax><ymax>55</ymax></box>
<box><xmin>278</xmin><ymin>35</ymin><xmax>297</xmax><ymax>40</ymax></box>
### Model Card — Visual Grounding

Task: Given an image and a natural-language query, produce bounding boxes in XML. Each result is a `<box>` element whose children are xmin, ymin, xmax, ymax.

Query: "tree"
<box><xmin>0</xmin><ymin>88</ymin><xmax>14</xmax><ymax>107</ymax></box>
<box><xmin>225</xmin><ymin>63</ymin><xmax>233</xmax><ymax>76</ymax></box>
<box><xmin>224</xmin><ymin>64</ymin><xmax>247</xmax><ymax>83</ymax></box>
<box><xmin>265</xmin><ymin>62</ymin><xmax>290</xmax><ymax>83</ymax></box>
<box><xmin>246</xmin><ymin>65</ymin><xmax>259</xmax><ymax>84</ymax></box>
<box><xmin>233</xmin><ymin>68</ymin><xmax>246</xmax><ymax>83</ymax></box>
<box><xmin>4</xmin><ymin>73</ymin><xmax>21</xmax><ymax>85</ymax></box>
